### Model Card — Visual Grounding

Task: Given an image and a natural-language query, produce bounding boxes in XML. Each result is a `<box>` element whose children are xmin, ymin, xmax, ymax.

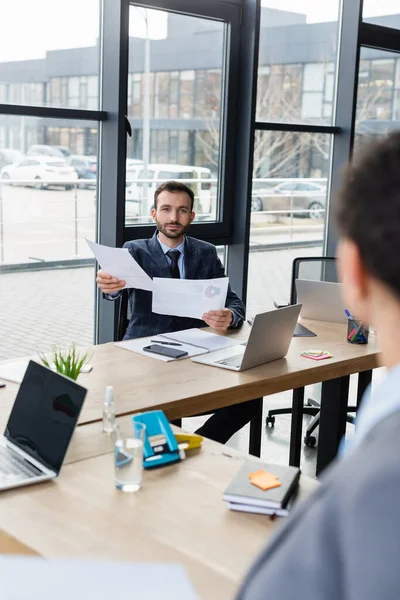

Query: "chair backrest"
<box><xmin>290</xmin><ymin>256</ymin><xmax>337</xmax><ymax>305</ymax></box>
<box><xmin>116</xmin><ymin>289</ymin><xmax>131</xmax><ymax>341</ymax></box>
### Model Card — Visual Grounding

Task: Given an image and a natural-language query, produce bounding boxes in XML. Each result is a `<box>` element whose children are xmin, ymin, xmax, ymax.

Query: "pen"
<box><xmin>150</xmin><ymin>340</ymin><xmax>182</xmax><ymax>346</ymax></box>
<box><xmin>344</xmin><ymin>309</ymin><xmax>353</xmax><ymax>319</ymax></box>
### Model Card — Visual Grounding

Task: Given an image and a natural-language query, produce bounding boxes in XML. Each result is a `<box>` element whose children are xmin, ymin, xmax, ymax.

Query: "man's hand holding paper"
<box><xmin>202</xmin><ymin>308</ymin><xmax>234</xmax><ymax>330</ymax></box>
<box><xmin>87</xmin><ymin>239</ymin><xmax>154</xmax><ymax>292</ymax></box>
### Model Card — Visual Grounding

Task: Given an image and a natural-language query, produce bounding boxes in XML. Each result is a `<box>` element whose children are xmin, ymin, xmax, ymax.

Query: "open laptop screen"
<box><xmin>4</xmin><ymin>361</ymin><xmax>87</xmax><ymax>474</ymax></box>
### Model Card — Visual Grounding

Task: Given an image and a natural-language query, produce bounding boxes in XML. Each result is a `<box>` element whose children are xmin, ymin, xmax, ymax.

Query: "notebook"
<box><xmin>223</xmin><ymin>460</ymin><xmax>301</xmax><ymax>513</ymax></box>
<box><xmin>115</xmin><ymin>328</ymin><xmax>240</xmax><ymax>362</ymax></box>
<box><xmin>227</xmin><ymin>493</ymin><xmax>298</xmax><ymax>517</ymax></box>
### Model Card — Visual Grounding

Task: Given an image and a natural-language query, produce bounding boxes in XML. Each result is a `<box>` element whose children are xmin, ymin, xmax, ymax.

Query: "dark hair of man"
<box><xmin>154</xmin><ymin>181</ymin><xmax>195</xmax><ymax>211</ymax></box>
<box><xmin>336</xmin><ymin>131</ymin><xmax>400</xmax><ymax>298</ymax></box>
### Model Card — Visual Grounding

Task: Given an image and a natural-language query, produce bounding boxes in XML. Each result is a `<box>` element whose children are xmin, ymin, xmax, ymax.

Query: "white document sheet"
<box><xmin>115</xmin><ymin>328</ymin><xmax>239</xmax><ymax>362</ymax></box>
<box><xmin>115</xmin><ymin>335</ymin><xmax>207</xmax><ymax>362</ymax></box>
<box><xmin>0</xmin><ymin>359</ymin><xmax>29</xmax><ymax>384</ymax></box>
<box><xmin>0</xmin><ymin>557</ymin><xmax>199</xmax><ymax>599</ymax></box>
<box><xmin>152</xmin><ymin>277</ymin><xmax>229</xmax><ymax>319</ymax></box>
<box><xmin>86</xmin><ymin>238</ymin><xmax>154</xmax><ymax>292</ymax></box>
<box><xmin>154</xmin><ymin>328</ymin><xmax>240</xmax><ymax>351</ymax></box>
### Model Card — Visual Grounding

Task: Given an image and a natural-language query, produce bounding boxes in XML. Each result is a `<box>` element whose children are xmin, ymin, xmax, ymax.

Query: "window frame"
<box><xmin>120</xmin><ymin>0</ymin><xmax>242</xmax><ymax>244</ymax></box>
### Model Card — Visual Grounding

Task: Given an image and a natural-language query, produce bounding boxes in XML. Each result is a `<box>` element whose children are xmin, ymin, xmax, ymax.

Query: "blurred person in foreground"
<box><xmin>236</xmin><ymin>132</ymin><xmax>400</xmax><ymax>600</ymax></box>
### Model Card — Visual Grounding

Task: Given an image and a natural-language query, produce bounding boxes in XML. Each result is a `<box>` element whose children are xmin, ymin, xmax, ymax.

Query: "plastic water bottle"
<box><xmin>103</xmin><ymin>385</ymin><xmax>115</xmax><ymax>433</ymax></box>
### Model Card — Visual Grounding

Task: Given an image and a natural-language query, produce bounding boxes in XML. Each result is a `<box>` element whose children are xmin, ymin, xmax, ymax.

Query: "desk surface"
<box><xmin>0</xmin><ymin>321</ymin><xmax>379</xmax><ymax>428</ymax></box>
<box><xmin>0</xmin><ymin>418</ymin><xmax>318</xmax><ymax>599</ymax></box>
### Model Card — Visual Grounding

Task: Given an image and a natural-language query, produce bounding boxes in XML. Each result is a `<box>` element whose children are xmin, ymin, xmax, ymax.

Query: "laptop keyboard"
<box><xmin>0</xmin><ymin>444</ymin><xmax>42</xmax><ymax>485</ymax></box>
<box><xmin>216</xmin><ymin>354</ymin><xmax>244</xmax><ymax>368</ymax></box>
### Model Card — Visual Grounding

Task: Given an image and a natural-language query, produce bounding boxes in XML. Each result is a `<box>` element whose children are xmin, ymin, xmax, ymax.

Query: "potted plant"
<box><xmin>40</xmin><ymin>344</ymin><xmax>90</xmax><ymax>381</ymax></box>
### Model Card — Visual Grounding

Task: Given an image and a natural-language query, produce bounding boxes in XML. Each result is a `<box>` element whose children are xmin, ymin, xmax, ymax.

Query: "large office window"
<box><xmin>0</xmin><ymin>115</ymin><xmax>99</xmax><ymax>359</ymax></box>
<box><xmin>248</xmin><ymin>1</ymin><xmax>340</xmax><ymax>312</ymax></box>
<box><xmin>125</xmin><ymin>7</ymin><xmax>226</xmax><ymax>226</ymax></box>
<box><xmin>0</xmin><ymin>0</ymin><xmax>100</xmax><ymax>109</ymax></box>
<box><xmin>256</xmin><ymin>1</ymin><xmax>340</xmax><ymax>125</ymax></box>
<box><xmin>355</xmin><ymin>48</ymin><xmax>400</xmax><ymax>149</ymax></box>
<box><xmin>246</xmin><ymin>132</ymin><xmax>331</xmax><ymax>316</ymax></box>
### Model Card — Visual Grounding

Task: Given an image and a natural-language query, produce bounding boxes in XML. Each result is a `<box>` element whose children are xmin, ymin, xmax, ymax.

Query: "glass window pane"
<box><xmin>363</xmin><ymin>1</ymin><xmax>400</xmax><ymax>28</ymax></box>
<box><xmin>126</xmin><ymin>8</ymin><xmax>224</xmax><ymax>225</ymax></box>
<box><xmin>355</xmin><ymin>47</ymin><xmax>400</xmax><ymax>145</ymax></box>
<box><xmin>247</xmin><ymin>131</ymin><xmax>331</xmax><ymax>315</ymax></box>
<box><xmin>257</xmin><ymin>1</ymin><xmax>340</xmax><ymax>124</ymax></box>
<box><xmin>0</xmin><ymin>0</ymin><xmax>100</xmax><ymax>108</ymax></box>
<box><xmin>0</xmin><ymin>116</ymin><xmax>99</xmax><ymax>361</ymax></box>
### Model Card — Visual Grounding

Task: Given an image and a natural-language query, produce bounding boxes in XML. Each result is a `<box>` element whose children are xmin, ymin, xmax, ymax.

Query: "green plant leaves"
<box><xmin>39</xmin><ymin>344</ymin><xmax>89</xmax><ymax>381</ymax></box>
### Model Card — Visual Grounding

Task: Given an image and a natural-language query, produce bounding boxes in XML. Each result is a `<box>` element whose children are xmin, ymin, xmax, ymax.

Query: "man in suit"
<box><xmin>237</xmin><ymin>133</ymin><xmax>400</xmax><ymax>600</ymax></box>
<box><xmin>97</xmin><ymin>180</ymin><xmax>259</xmax><ymax>444</ymax></box>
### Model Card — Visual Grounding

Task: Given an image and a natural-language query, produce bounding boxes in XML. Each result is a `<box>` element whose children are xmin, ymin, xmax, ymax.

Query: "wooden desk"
<box><xmin>0</xmin><ymin>321</ymin><xmax>379</xmax><ymax>471</ymax></box>
<box><xmin>0</xmin><ymin>420</ymin><xmax>318</xmax><ymax>599</ymax></box>
<box><xmin>0</xmin><ymin>530</ymin><xmax>37</xmax><ymax>556</ymax></box>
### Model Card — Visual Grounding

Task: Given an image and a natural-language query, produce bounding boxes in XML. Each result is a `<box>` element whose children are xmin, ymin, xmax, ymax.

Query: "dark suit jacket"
<box><xmin>118</xmin><ymin>231</ymin><xmax>245</xmax><ymax>340</ymax></box>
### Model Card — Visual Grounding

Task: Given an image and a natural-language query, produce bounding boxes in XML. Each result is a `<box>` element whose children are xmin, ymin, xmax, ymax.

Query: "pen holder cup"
<box><xmin>347</xmin><ymin>318</ymin><xmax>369</xmax><ymax>344</ymax></box>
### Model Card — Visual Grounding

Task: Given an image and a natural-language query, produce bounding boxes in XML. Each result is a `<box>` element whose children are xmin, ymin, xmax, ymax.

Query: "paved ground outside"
<box><xmin>0</xmin><ymin>245</ymin><xmax>321</xmax><ymax>361</ymax></box>
<box><xmin>0</xmin><ymin>183</ymin><xmax>323</xmax><ymax>264</ymax></box>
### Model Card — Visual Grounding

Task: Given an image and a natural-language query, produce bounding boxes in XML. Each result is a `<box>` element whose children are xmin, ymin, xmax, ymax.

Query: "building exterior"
<box><xmin>0</xmin><ymin>8</ymin><xmax>399</xmax><ymax>177</ymax></box>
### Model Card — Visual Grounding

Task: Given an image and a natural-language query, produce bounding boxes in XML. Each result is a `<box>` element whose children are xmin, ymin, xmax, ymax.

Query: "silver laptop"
<box><xmin>0</xmin><ymin>360</ymin><xmax>87</xmax><ymax>491</ymax></box>
<box><xmin>192</xmin><ymin>304</ymin><xmax>301</xmax><ymax>371</ymax></box>
<box><xmin>295</xmin><ymin>279</ymin><xmax>347</xmax><ymax>324</ymax></box>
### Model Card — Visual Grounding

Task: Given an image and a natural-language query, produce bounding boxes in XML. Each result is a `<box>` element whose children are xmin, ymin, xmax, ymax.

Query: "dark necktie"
<box><xmin>166</xmin><ymin>249</ymin><xmax>181</xmax><ymax>279</ymax></box>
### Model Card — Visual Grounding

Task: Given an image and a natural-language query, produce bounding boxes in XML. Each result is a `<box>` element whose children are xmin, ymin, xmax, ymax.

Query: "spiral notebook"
<box><xmin>115</xmin><ymin>328</ymin><xmax>241</xmax><ymax>362</ymax></box>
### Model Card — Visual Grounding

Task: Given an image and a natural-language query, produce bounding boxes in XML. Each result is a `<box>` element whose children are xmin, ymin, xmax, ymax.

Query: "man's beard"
<box><xmin>156</xmin><ymin>220</ymin><xmax>190</xmax><ymax>239</ymax></box>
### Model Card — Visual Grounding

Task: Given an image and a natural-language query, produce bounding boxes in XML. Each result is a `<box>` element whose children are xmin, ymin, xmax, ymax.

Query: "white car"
<box><xmin>125</xmin><ymin>163</ymin><xmax>213</xmax><ymax>219</ymax></box>
<box><xmin>0</xmin><ymin>156</ymin><xmax>78</xmax><ymax>190</ymax></box>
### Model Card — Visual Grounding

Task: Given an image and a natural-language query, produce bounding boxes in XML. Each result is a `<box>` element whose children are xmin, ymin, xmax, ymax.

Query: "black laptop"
<box><xmin>0</xmin><ymin>360</ymin><xmax>87</xmax><ymax>491</ymax></box>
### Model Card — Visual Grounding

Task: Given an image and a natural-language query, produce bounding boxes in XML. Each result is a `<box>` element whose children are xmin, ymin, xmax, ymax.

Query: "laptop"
<box><xmin>192</xmin><ymin>304</ymin><xmax>301</xmax><ymax>371</ymax></box>
<box><xmin>0</xmin><ymin>360</ymin><xmax>87</xmax><ymax>491</ymax></box>
<box><xmin>295</xmin><ymin>279</ymin><xmax>347</xmax><ymax>324</ymax></box>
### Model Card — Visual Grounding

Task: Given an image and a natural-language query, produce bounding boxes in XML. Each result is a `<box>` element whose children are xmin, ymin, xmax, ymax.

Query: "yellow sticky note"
<box><xmin>248</xmin><ymin>469</ymin><xmax>282</xmax><ymax>491</ymax></box>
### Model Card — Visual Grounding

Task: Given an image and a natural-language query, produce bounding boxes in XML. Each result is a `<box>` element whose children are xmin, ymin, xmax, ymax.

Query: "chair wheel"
<box><xmin>266</xmin><ymin>416</ymin><xmax>275</xmax><ymax>427</ymax></box>
<box><xmin>304</xmin><ymin>435</ymin><xmax>316</xmax><ymax>447</ymax></box>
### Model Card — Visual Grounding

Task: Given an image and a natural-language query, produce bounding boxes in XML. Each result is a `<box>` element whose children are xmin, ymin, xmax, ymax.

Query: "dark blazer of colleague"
<box><xmin>96</xmin><ymin>180</ymin><xmax>258</xmax><ymax>444</ymax></box>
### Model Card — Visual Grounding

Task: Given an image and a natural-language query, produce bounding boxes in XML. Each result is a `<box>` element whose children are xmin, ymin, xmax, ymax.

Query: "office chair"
<box><xmin>266</xmin><ymin>256</ymin><xmax>357</xmax><ymax>447</ymax></box>
<box><xmin>116</xmin><ymin>289</ymin><xmax>130</xmax><ymax>342</ymax></box>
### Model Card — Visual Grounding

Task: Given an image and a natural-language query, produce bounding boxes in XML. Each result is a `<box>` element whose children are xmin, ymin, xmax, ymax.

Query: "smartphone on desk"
<box><xmin>142</xmin><ymin>344</ymin><xmax>188</xmax><ymax>359</ymax></box>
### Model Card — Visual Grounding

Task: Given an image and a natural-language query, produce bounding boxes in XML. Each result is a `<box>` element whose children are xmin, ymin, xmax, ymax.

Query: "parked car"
<box><xmin>0</xmin><ymin>148</ymin><xmax>24</xmax><ymax>171</ymax></box>
<box><xmin>251</xmin><ymin>180</ymin><xmax>326</xmax><ymax>220</ymax></box>
<box><xmin>125</xmin><ymin>163</ymin><xmax>212</xmax><ymax>218</ymax></box>
<box><xmin>53</xmin><ymin>145</ymin><xmax>72</xmax><ymax>158</ymax></box>
<box><xmin>69</xmin><ymin>155</ymin><xmax>97</xmax><ymax>188</ymax></box>
<box><xmin>0</xmin><ymin>156</ymin><xmax>78</xmax><ymax>190</ymax></box>
<box><xmin>26</xmin><ymin>145</ymin><xmax>65</xmax><ymax>159</ymax></box>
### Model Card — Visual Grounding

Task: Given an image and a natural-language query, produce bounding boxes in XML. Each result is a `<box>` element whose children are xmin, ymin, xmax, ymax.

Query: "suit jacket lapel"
<box><xmin>147</xmin><ymin>230</ymin><xmax>171</xmax><ymax>277</ymax></box>
<box><xmin>184</xmin><ymin>236</ymin><xmax>199</xmax><ymax>280</ymax></box>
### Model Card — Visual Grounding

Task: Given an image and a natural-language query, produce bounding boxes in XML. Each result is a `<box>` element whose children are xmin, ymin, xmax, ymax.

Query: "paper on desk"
<box><xmin>0</xmin><ymin>557</ymin><xmax>199</xmax><ymax>599</ymax></box>
<box><xmin>152</xmin><ymin>277</ymin><xmax>229</xmax><ymax>319</ymax></box>
<box><xmin>86</xmin><ymin>238</ymin><xmax>154</xmax><ymax>292</ymax></box>
<box><xmin>115</xmin><ymin>335</ymin><xmax>208</xmax><ymax>361</ymax></box>
<box><xmin>115</xmin><ymin>328</ymin><xmax>239</xmax><ymax>362</ymax></box>
<box><xmin>0</xmin><ymin>360</ymin><xmax>29</xmax><ymax>384</ymax></box>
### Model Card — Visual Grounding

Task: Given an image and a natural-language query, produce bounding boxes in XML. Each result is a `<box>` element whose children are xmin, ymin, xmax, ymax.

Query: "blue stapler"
<box><xmin>132</xmin><ymin>410</ymin><xmax>181</xmax><ymax>469</ymax></box>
